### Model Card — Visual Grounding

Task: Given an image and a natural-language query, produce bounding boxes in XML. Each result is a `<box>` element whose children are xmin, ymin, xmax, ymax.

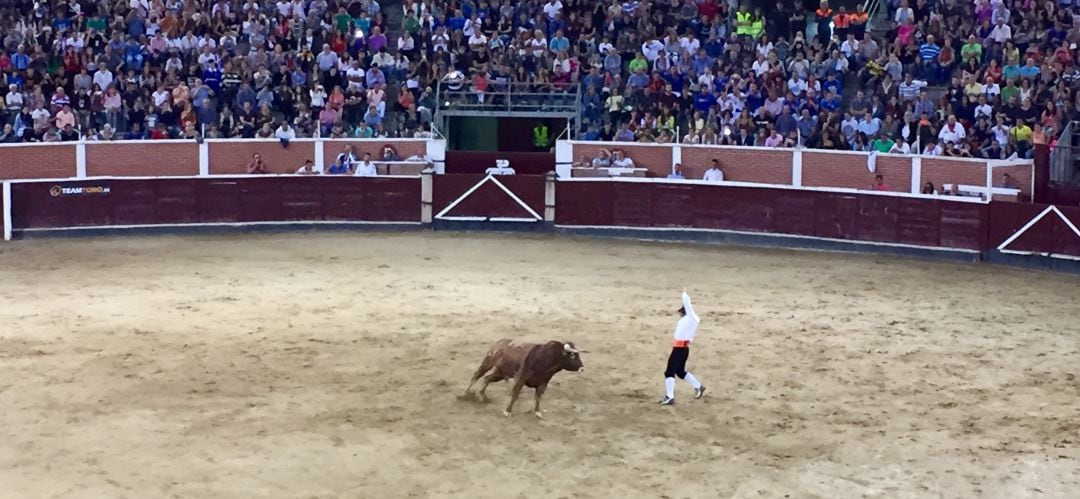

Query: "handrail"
<box><xmin>435</xmin><ymin>80</ymin><xmax>582</xmax><ymax>114</ymax></box>
<box><xmin>863</xmin><ymin>0</ymin><xmax>883</xmax><ymax>26</ymax></box>
<box><xmin>1050</xmin><ymin>121</ymin><xmax>1075</xmax><ymax>183</ymax></box>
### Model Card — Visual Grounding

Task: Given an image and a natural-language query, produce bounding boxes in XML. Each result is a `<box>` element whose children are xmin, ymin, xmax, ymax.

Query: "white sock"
<box><xmin>664</xmin><ymin>377</ymin><xmax>675</xmax><ymax>399</ymax></box>
<box><xmin>685</xmin><ymin>373</ymin><xmax>702</xmax><ymax>390</ymax></box>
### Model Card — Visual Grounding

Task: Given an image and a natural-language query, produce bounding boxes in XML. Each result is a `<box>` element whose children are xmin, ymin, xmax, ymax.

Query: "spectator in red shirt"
<box><xmin>871</xmin><ymin>174</ymin><xmax>890</xmax><ymax>191</ymax></box>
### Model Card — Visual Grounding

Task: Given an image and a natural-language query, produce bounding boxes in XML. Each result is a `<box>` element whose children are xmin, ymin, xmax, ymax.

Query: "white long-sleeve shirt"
<box><xmin>673</xmin><ymin>292</ymin><xmax>700</xmax><ymax>344</ymax></box>
<box><xmin>703</xmin><ymin>168</ymin><xmax>724</xmax><ymax>181</ymax></box>
<box><xmin>354</xmin><ymin>161</ymin><xmax>377</xmax><ymax>176</ymax></box>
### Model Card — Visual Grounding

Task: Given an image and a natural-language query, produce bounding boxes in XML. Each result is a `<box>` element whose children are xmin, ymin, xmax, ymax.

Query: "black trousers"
<box><xmin>664</xmin><ymin>347</ymin><xmax>689</xmax><ymax>379</ymax></box>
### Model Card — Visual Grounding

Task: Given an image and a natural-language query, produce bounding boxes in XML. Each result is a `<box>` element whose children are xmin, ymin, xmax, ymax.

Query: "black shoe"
<box><xmin>694</xmin><ymin>386</ymin><xmax>706</xmax><ymax>399</ymax></box>
<box><xmin>659</xmin><ymin>396</ymin><xmax>675</xmax><ymax>405</ymax></box>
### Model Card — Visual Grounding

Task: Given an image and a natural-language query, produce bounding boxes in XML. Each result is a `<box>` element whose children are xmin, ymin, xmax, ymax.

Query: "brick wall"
<box><xmin>993</xmin><ymin>164</ymin><xmax>1034</xmax><ymax>198</ymax></box>
<box><xmin>802</xmin><ymin>151</ymin><xmax>911</xmax><ymax>192</ymax></box>
<box><xmin>86</xmin><ymin>142</ymin><xmax>200</xmax><ymax>177</ymax></box>
<box><xmin>0</xmin><ymin>144</ymin><xmax>77</xmax><ymax>179</ymax></box>
<box><xmin>680</xmin><ymin>147</ymin><xmax>793</xmax><ymax>184</ymax></box>
<box><xmin>572</xmin><ymin>143</ymin><xmax>673</xmax><ymax>176</ymax></box>
<box><xmin>208</xmin><ymin>141</ymin><xmax>317</xmax><ymax>174</ymax></box>
<box><xmin>920</xmin><ymin>158</ymin><xmax>987</xmax><ymax>190</ymax></box>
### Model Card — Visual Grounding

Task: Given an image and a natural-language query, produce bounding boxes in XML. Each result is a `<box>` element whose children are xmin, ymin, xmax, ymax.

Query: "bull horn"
<box><xmin>563</xmin><ymin>343</ymin><xmax>584</xmax><ymax>354</ymax></box>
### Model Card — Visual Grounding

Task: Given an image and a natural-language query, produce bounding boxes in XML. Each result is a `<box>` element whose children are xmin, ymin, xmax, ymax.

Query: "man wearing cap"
<box><xmin>660</xmin><ymin>290</ymin><xmax>706</xmax><ymax>405</ymax></box>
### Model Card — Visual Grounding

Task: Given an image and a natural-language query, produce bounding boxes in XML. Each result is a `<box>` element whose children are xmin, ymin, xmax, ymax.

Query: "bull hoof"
<box><xmin>503</xmin><ymin>410</ymin><xmax>511</xmax><ymax>417</ymax></box>
<box><xmin>534</xmin><ymin>411</ymin><xmax>543</xmax><ymax>419</ymax></box>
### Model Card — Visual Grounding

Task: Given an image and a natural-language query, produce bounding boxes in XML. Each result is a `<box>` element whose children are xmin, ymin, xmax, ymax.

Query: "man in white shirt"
<box><xmin>974</xmin><ymin>96</ymin><xmax>993</xmax><ymax>120</ymax></box>
<box><xmin>889</xmin><ymin>138</ymin><xmax>911</xmax><ymax>154</ymax></box>
<box><xmin>660</xmin><ymin>290</ymin><xmax>706</xmax><ymax>405</ymax></box>
<box><xmin>346</xmin><ymin>61</ymin><xmax>365</xmax><ymax>91</ymax></box>
<box><xmin>702</xmin><ymin>160</ymin><xmax>724</xmax><ymax>181</ymax></box>
<box><xmin>93</xmin><ymin>67</ymin><xmax>114</xmax><ymax>91</ymax></box>
<box><xmin>296</xmin><ymin>159</ymin><xmax>319</xmax><ymax>174</ymax></box>
<box><xmin>641</xmin><ymin>39</ymin><xmax>664</xmax><ymax>62</ymax></box>
<box><xmin>938</xmin><ymin>115</ymin><xmax>966</xmax><ymax>145</ymax></box>
<box><xmin>468</xmin><ymin>31</ymin><xmax>488</xmax><ymax>50</ymax></box>
<box><xmin>353</xmin><ymin>152</ymin><xmax>377</xmax><ymax>176</ymax></box>
<box><xmin>275</xmin><ymin>122</ymin><xmax>296</xmax><ymax>141</ymax></box>
<box><xmin>990</xmin><ymin>18</ymin><xmax>1012</xmax><ymax>43</ymax></box>
<box><xmin>679</xmin><ymin>33</ymin><xmax>700</xmax><ymax>54</ymax></box>
<box><xmin>542</xmin><ymin>0</ymin><xmax>562</xmax><ymax>20</ymax></box>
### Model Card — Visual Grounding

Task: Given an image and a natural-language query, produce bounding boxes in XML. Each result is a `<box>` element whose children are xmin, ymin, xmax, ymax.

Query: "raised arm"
<box><xmin>681</xmin><ymin>290</ymin><xmax>696</xmax><ymax>319</ymax></box>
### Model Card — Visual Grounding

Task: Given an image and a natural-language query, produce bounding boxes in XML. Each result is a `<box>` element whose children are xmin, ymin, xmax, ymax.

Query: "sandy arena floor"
<box><xmin>1</xmin><ymin>232</ymin><xmax>1079</xmax><ymax>499</ymax></box>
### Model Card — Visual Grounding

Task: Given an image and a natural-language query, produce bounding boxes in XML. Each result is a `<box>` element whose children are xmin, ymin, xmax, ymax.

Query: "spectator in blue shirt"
<box><xmin>549</xmin><ymin>30</ymin><xmax>570</xmax><ymax>52</ymax></box>
<box><xmin>1018</xmin><ymin>58</ymin><xmax>1040</xmax><ymax>79</ymax></box>
<box><xmin>202</xmin><ymin>63</ymin><xmax>222</xmax><ymax>93</ymax></box>
<box><xmin>11</xmin><ymin>46</ymin><xmax>29</xmax><ymax>70</ymax></box>
<box><xmin>448</xmin><ymin>11</ymin><xmax>467</xmax><ymax>31</ymax></box>
<box><xmin>693</xmin><ymin>88</ymin><xmax>717</xmax><ymax>113</ymax></box>
<box><xmin>918</xmin><ymin>35</ymin><xmax>941</xmax><ymax>82</ymax></box>
<box><xmin>627</xmin><ymin>69</ymin><xmax>649</xmax><ymax>89</ymax></box>
<box><xmin>123</xmin><ymin>37</ymin><xmax>144</xmax><ymax>71</ymax></box>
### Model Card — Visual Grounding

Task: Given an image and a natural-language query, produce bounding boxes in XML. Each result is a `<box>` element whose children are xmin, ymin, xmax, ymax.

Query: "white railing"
<box><xmin>555</xmin><ymin>140</ymin><xmax>1034</xmax><ymax>199</ymax></box>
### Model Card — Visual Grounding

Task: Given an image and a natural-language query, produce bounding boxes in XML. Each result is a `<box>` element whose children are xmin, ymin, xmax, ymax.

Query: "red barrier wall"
<box><xmin>8</xmin><ymin>177</ymin><xmax>421</xmax><ymax>230</ymax></box>
<box><xmin>1048</xmin><ymin>182</ymin><xmax>1080</xmax><ymax>207</ymax></box>
<box><xmin>556</xmin><ymin>181</ymin><xmax>988</xmax><ymax>251</ymax></box>
<box><xmin>432</xmin><ymin>174</ymin><xmax>546</xmax><ymax>218</ymax></box>
<box><xmin>989</xmin><ymin>202</ymin><xmax>1080</xmax><ymax>256</ymax></box>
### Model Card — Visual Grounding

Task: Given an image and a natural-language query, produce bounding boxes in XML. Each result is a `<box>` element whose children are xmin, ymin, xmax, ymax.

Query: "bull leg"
<box><xmin>504</xmin><ymin>378</ymin><xmax>526</xmax><ymax>417</ymax></box>
<box><xmin>478</xmin><ymin>371</ymin><xmax>505</xmax><ymax>403</ymax></box>
<box><xmin>464</xmin><ymin>361</ymin><xmax>493</xmax><ymax>396</ymax></box>
<box><xmin>532</xmin><ymin>384</ymin><xmax>547</xmax><ymax>419</ymax></box>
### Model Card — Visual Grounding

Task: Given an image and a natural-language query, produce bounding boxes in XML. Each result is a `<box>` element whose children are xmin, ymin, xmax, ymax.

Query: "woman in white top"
<box><xmin>431</xmin><ymin>28</ymin><xmax>450</xmax><ymax>52</ymax></box>
<box><xmin>529</xmin><ymin>31</ymin><xmax>548</xmax><ymax>58</ymax></box>
<box><xmin>398</xmin><ymin>33</ymin><xmax>415</xmax><ymax>53</ymax></box>
<box><xmin>611</xmin><ymin>150</ymin><xmax>635</xmax><ymax>168</ymax></box>
<box><xmin>309</xmin><ymin>85</ymin><xmax>327</xmax><ymax>108</ymax></box>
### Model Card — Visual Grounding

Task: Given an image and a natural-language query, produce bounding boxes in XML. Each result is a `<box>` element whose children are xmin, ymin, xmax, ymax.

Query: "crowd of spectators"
<box><xmin>0</xmin><ymin>0</ymin><xmax>438</xmax><ymax>143</ymax></box>
<box><xmin>427</xmin><ymin>0</ymin><xmax>1077</xmax><ymax>161</ymax></box>
<box><xmin>565</xmin><ymin>0</ymin><xmax>1080</xmax><ymax>160</ymax></box>
<box><xmin>0</xmin><ymin>0</ymin><xmax>1078</xmax><ymax>161</ymax></box>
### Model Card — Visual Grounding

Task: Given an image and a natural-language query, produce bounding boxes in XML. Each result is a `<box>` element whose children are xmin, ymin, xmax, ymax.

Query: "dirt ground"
<box><xmin>1</xmin><ymin>231</ymin><xmax>1079</xmax><ymax>499</ymax></box>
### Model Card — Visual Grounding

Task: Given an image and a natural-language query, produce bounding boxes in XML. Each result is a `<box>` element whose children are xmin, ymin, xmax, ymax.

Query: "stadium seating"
<box><xmin>0</xmin><ymin>0</ymin><xmax>1076</xmax><ymax>163</ymax></box>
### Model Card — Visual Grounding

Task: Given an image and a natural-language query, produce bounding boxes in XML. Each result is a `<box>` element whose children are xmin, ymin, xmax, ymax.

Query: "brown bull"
<box><xmin>463</xmin><ymin>338</ymin><xmax>586</xmax><ymax>418</ymax></box>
